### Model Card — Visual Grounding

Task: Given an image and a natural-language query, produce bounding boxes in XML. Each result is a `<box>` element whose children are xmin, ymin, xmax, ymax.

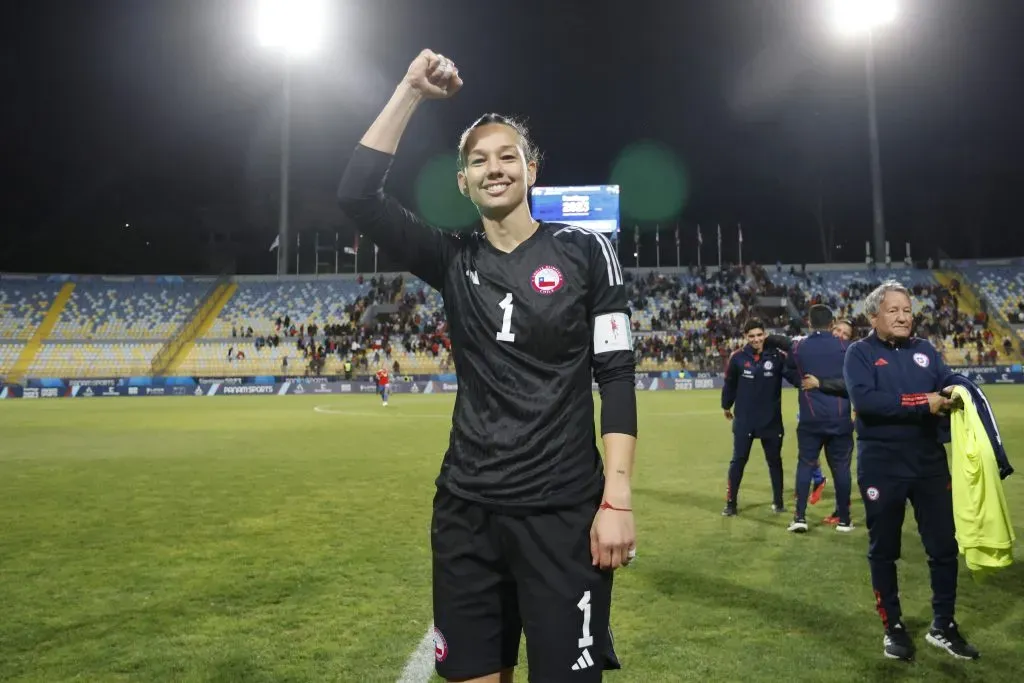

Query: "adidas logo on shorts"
<box><xmin>571</xmin><ymin>648</ymin><xmax>594</xmax><ymax>671</ymax></box>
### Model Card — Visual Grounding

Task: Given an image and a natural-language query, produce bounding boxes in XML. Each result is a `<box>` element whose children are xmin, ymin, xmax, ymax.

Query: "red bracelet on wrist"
<box><xmin>599</xmin><ymin>501</ymin><xmax>632</xmax><ymax>512</ymax></box>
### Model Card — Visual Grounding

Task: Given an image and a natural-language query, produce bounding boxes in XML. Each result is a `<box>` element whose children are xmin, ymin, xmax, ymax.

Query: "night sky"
<box><xmin>3</xmin><ymin>0</ymin><xmax>1021</xmax><ymax>276</ymax></box>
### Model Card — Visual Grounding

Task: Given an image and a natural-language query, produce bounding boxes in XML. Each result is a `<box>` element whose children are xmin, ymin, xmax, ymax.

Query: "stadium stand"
<box><xmin>0</xmin><ymin>343</ymin><xmax>25</xmax><ymax>378</ymax></box>
<box><xmin>627</xmin><ymin>264</ymin><xmax>1020</xmax><ymax>372</ymax></box>
<box><xmin>28</xmin><ymin>343</ymin><xmax>163</xmax><ymax>379</ymax></box>
<box><xmin>49</xmin><ymin>279</ymin><xmax>209</xmax><ymax>340</ymax></box>
<box><xmin>3</xmin><ymin>261</ymin><xmax>1021</xmax><ymax>382</ymax></box>
<box><xmin>175</xmin><ymin>275</ymin><xmax>451</xmax><ymax>377</ymax></box>
<box><xmin>958</xmin><ymin>264</ymin><xmax>1024</xmax><ymax>323</ymax></box>
<box><xmin>0</xmin><ymin>280</ymin><xmax>59</xmax><ymax>340</ymax></box>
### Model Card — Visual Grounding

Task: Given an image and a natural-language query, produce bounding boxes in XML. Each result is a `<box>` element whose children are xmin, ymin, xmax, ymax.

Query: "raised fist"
<box><xmin>403</xmin><ymin>49</ymin><xmax>463</xmax><ymax>100</ymax></box>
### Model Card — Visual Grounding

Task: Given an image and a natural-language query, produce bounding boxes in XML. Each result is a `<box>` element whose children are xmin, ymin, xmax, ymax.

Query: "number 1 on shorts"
<box><xmin>577</xmin><ymin>590</ymin><xmax>593</xmax><ymax>648</ymax></box>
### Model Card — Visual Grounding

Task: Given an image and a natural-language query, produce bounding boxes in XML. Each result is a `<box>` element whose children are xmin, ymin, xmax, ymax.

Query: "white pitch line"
<box><xmin>312</xmin><ymin>405</ymin><xmax>452</xmax><ymax>418</ymax></box>
<box><xmin>396</xmin><ymin>624</ymin><xmax>437</xmax><ymax>683</ymax></box>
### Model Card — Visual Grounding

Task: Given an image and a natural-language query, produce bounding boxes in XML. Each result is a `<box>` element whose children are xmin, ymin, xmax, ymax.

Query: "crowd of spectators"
<box><xmin>227</xmin><ymin>267</ymin><xmax>1018</xmax><ymax>376</ymax></box>
<box><xmin>628</xmin><ymin>267</ymin><xmax>1017</xmax><ymax>372</ymax></box>
<box><xmin>232</xmin><ymin>275</ymin><xmax>452</xmax><ymax>376</ymax></box>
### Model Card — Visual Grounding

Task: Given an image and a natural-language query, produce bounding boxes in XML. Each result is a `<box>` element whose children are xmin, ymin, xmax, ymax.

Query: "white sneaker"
<box><xmin>787</xmin><ymin>518</ymin><xmax>808</xmax><ymax>533</ymax></box>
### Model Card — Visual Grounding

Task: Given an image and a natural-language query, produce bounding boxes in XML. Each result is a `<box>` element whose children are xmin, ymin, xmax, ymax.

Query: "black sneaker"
<box><xmin>883</xmin><ymin>622</ymin><xmax>914</xmax><ymax>661</ymax></box>
<box><xmin>926</xmin><ymin>621</ymin><xmax>980</xmax><ymax>660</ymax></box>
<box><xmin>787</xmin><ymin>517</ymin><xmax>808</xmax><ymax>533</ymax></box>
<box><xmin>771</xmin><ymin>503</ymin><xmax>786</xmax><ymax>514</ymax></box>
<box><xmin>722</xmin><ymin>503</ymin><xmax>737</xmax><ymax>517</ymax></box>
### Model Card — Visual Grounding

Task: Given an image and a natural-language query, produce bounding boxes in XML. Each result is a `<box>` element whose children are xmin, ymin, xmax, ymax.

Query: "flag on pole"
<box><xmin>269</xmin><ymin>235</ymin><xmax>280</xmax><ymax>252</ymax></box>
<box><xmin>674</xmin><ymin>223</ymin><xmax>681</xmax><ymax>268</ymax></box>
<box><xmin>716</xmin><ymin>224</ymin><xmax>722</xmax><ymax>268</ymax></box>
<box><xmin>738</xmin><ymin>223</ymin><xmax>743</xmax><ymax>267</ymax></box>
<box><xmin>655</xmin><ymin>225</ymin><xmax>660</xmax><ymax>268</ymax></box>
<box><xmin>633</xmin><ymin>225</ymin><xmax>640</xmax><ymax>270</ymax></box>
<box><xmin>373</xmin><ymin>243</ymin><xmax>379</xmax><ymax>273</ymax></box>
<box><xmin>697</xmin><ymin>224</ymin><xmax>703</xmax><ymax>268</ymax></box>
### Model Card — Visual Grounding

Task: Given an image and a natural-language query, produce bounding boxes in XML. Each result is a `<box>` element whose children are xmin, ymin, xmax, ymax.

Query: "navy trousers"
<box><xmin>858</xmin><ymin>471</ymin><xmax>958</xmax><ymax>627</ymax></box>
<box><xmin>727</xmin><ymin>431</ymin><xmax>784</xmax><ymax>507</ymax></box>
<box><xmin>794</xmin><ymin>430</ymin><xmax>853</xmax><ymax>522</ymax></box>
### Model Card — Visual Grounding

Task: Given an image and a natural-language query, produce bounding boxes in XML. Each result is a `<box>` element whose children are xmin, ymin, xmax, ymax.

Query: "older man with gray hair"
<box><xmin>843</xmin><ymin>280</ymin><xmax>979</xmax><ymax>662</ymax></box>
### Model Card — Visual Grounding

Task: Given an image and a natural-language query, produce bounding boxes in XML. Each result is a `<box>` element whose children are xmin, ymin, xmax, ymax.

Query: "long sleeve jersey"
<box><xmin>337</xmin><ymin>144</ymin><xmax>636</xmax><ymax>510</ymax></box>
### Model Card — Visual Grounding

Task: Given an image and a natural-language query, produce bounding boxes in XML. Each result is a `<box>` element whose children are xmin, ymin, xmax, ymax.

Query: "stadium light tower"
<box><xmin>830</xmin><ymin>0</ymin><xmax>897</xmax><ymax>266</ymax></box>
<box><xmin>257</xmin><ymin>0</ymin><xmax>327</xmax><ymax>275</ymax></box>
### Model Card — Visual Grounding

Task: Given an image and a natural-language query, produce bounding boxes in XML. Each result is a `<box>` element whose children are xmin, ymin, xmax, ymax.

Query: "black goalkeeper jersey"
<box><xmin>338</xmin><ymin>144</ymin><xmax>636</xmax><ymax>510</ymax></box>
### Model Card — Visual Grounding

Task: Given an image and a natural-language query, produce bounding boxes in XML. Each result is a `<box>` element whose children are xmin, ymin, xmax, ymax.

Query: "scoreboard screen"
<box><xmin>530</xmin><ymin>185</ymin><xmax>620</xmax><ymax>234</ymax></box>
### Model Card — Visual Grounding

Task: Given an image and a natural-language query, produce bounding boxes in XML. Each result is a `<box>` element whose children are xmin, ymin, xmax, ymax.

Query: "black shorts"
<box><xmin>431</xmin><ymin>486</ymin><xmax>614</xmax><ymax>682</ymax></box>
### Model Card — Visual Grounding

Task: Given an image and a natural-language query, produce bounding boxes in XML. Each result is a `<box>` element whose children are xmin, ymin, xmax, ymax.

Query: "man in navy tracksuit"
<box><xmin>765</xmin><ymin>317</ymin><xmax>857</xmax><ymax>522</ymax></box>
<box><xmin>784</xmin><ymin>305</ymin><xmax>854</xmax><ymax>533</ymax></box>
<box><xmin>843</xmin><ymin>281</ymin><xmax>979</xmax><ymax>662</ymax></box>
<box><xmin>721</xmin><ymin>318</ymin><xmax>799</xmax><ymax>516</ymax></box>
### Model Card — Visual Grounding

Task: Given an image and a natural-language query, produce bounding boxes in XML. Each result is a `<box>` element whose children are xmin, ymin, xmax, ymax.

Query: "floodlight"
<box><xmin>830</xmin><ymin>0</ymin><xmax>897</xmax><ymax>36</ymax></box>
<box><xmin>257</xmin><ymin>0</ymin><xmax>328</xmax><ymax>57</ymax></box>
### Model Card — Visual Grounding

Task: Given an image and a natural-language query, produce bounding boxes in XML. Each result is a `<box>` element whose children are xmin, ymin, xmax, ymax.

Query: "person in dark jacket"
<box><xmin>784</xmin><ymin>305</ymin><xmax>855</xmax><ymax>533</ymax></box>
<box><xmin>721</xmin><ymin>318</ymin><xmax>799</xmax><ymax>516</ymax></box>
<box><xmin>765</xmin><ymin>317</ymin><xmax>855</xmax><ymax>523</ymax></box>
<box><xmin>843</xmin><ymin>281</ymin><xmax>979</xmax><ymax>662</ymax></box>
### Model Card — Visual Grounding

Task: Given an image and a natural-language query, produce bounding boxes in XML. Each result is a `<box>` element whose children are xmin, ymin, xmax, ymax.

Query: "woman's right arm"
<box><xmin>337</xmin><ymin>50</ymin><xmax>464</xmax><ymax>292</ymax></box>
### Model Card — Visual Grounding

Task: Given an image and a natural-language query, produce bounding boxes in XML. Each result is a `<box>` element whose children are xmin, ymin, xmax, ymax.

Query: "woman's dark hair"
<box><xmin>457</xmin><ymin>113</ymin><xmax>541</xmax><ymax>170</ymax></box>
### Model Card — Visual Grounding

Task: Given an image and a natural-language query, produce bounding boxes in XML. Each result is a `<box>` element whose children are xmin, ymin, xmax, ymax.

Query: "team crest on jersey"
<box><xmin>913</xmin><ymin>352</ymin><xmax>930</xmax><ymax>368</ymax></box>
<box><xmin>433</xmin><ymin>627</ymin><xmax>448</xmax><ymax>662</ymax></box>
<box><xmin>764</xmin><ymin>360</ymin><xmax>774</xmax><ymax>370</ymax></box>
<box><xmin>530</xmin><ymin>265</ymin><xmax>564</xmax><ymax>295</ymax></box>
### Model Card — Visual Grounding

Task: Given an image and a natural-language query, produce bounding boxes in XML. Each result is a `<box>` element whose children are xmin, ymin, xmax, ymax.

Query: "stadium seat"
<box><xmin>28</xmin><ymin>343</ymin><xmax>163</xmax><ymax>378</ymax></box>
<box><xmin>958</xmin><ymin>265</ymin><xmax>1024</xmax><ymax>320</ymax></box>
<box><xmin>0</xmin><ymin>281</ymin><xmax>59</xmax><ymax>340</ymax></box>
<box><xmin>0</xmin><ymin>343</ymin><xmax>25</xmax><ymax>377</ymax></box>
<box><xmin>49</xmin><ymin>280</ymin><xmax>208</xmax><ymax>340</ymax></box>
<box><xmin>207</xmin><ymin>279</ymin><xmax>377</xmax><ymax>339</ymax></box>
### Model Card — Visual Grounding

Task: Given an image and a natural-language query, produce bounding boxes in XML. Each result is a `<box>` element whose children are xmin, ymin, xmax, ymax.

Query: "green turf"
<box><xmin>1</xmin><ymin>390</ymin><xmax>1022</xmax><ymax>682</ymax></box>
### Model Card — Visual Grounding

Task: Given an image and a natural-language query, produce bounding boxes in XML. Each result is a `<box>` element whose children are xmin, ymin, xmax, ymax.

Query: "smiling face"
<box><xmin>832</xmin><ymin>321</ymin><xmax>853</xmax><ymax>341</ymax></box>
<box><xmin>745</xmin><ymin>326</ymin><xmax>765</xmax><ymax>353</ymax></box>
<box><xmin>457</xmin><ymin>123</ymin><xmax>537</xmax><ymax>219</ymax></box>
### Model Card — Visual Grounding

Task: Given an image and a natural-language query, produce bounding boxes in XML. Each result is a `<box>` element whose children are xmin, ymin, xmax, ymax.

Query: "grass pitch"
<box><xmin>1</xmin><ymin>390</ymin><xmax>1022</xmax><ymax>682</ymax></box>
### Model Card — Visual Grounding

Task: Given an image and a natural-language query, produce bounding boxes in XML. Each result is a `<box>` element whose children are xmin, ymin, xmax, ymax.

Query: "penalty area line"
<box><xmin>396</xmin><ymin>624</ymin><xmax>437</xmax><ymax>683</ymax></box>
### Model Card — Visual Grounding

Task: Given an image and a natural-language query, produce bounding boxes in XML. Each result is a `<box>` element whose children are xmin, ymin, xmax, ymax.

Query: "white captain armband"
<box><xmin>593</xmin><ymin>312</ymin><xmax>633</xmax><ymax>354</ymax></box>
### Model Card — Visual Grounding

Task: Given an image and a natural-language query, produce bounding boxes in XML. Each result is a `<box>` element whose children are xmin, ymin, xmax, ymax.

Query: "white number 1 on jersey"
<box><xmin>496</xmin><ymin>292</ymin><xmax>516</xmax><ymax>343</ymax></box>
